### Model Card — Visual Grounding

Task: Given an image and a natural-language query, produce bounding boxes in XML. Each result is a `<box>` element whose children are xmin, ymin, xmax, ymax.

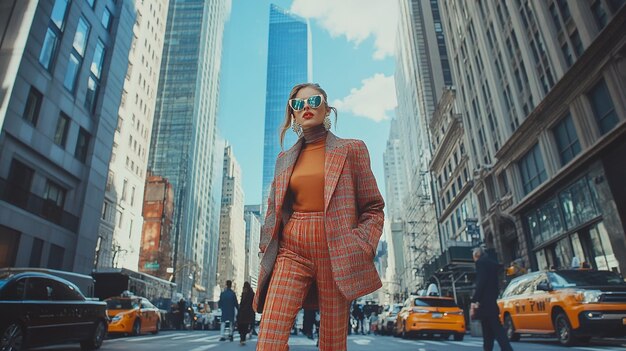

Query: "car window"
<box><xmin>0</xmin><ymin>278</ymin><xmax>26</xmax><ymax>300</ymax></box>
<box><xmin>24</xmin><ymin>278</ymin><xmax>84</xmax><ymax>301</ymax></box>
<box><xmin>413</xmin><ymin>298</ymin><xmax>458</xmax><ymax>307</ymax></box>
<box><xmin>141</xmin><ymin>299</ymin><xmax>155</xmax><ymax>309</ymax></box>
<box><xmin>24</xmin><ymin>278</ymin><xmax>53</xmax><ymax>300</ymax></box>
<box><xmin>548</xmin><ymin>270</ymin><xmax>626</xmax><ymax>288</ymax></box>
<box><xmin>106</xmin><ymin>298</ymin><xmax>135</xmax><ymax>310</ymax></box>
<box><xmin>48</xmin><ymin>279</ymin><xmax>84</xmax><ymax>301</ymax></box>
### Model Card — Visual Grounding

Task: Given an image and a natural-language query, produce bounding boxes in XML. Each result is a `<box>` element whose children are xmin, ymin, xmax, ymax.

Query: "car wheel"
<box><xmin>454</xmin><ymin>333</ymin><xmax>464</xmax><ymax>341</ymax></box>
<box><xmin>151</xmin><ymin>319</ymin><xmax>160</xmax><ymax>335</ymax></box>
<box><xmin>554</xmin><ymin>312</ymin><xmax>575</xmax><ymax>346</ymax></box>
<box><xmin>1</xmin><ymin>322</ymin><xmax>25</xmax><ymax>351</ymax></box>
<box><xmin>132</xmin><ymin>319</ymin><xmax>141</xmax><ymax>336</ymax></box>
<box><xmin>80</xmin><ymin>320</ymin><xmax>106</xmax><ymax>350</ymax></box>
<box><xmin>504</xmin><ymin>314</ymin><xmax>521</xmax><ymax>342</ymax></box>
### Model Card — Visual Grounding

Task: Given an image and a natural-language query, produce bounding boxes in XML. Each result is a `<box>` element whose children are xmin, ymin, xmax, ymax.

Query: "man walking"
<box><xmin>471</xmin><ymin>246</ymin><xmax>513</xmax><ymax>351</ymax></box>
<box><xmin>219</xmin><ymin>280</ymin><xmax>239</xmax><ymax>341</ymax></box>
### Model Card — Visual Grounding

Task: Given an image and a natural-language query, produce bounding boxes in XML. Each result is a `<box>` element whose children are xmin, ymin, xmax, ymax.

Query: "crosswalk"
<box><xmin>105</xmin><ymin>332</ymin><xmax>626</xmax><ymax>350</ymax></box>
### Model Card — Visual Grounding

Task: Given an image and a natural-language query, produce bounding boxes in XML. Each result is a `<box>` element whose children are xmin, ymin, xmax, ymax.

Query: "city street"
<box><xmin>30</xmin><ymin>330</ymin><xmax>626</xmax><ymax>351</ymax></box>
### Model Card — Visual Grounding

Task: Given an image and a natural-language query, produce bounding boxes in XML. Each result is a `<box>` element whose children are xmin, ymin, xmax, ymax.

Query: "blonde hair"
<box><xmin>279</xmin><ymin>83</ymin><xmax>338</xmax><ymax>149</ymax></box>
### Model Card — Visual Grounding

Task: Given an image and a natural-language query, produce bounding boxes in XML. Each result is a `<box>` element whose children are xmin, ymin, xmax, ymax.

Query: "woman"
<box><xmin>253</xmin><ymin>83</ymin><xmax>385</xmax><ymax>350</ymax></box>
<box><xmin>238</xmin><ymin>281</ymin><xmax>255</xmax><ymax>345</ymax></box>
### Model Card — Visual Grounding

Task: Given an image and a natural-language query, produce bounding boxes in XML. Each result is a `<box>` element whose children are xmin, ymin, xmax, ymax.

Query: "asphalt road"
<box><xmin>30</xmin><ymin>330</ymin><xmax>626</xmax><ymax>351</ymax></box>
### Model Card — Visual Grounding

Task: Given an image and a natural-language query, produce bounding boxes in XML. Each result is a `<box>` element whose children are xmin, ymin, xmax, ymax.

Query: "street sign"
<box><xmin>465</xmin><ymin>218</ymin><xmax>480</xmax><ymax>241</ymax></box>
<box><xmin>144</xmin><ymin>262</ymin><xmax>159</xmax><ymax>270</ymax></box>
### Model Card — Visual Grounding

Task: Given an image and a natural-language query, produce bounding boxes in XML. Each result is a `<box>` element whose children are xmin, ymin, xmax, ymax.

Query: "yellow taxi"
<box><xmin>394</xmin><ymin>285</ymin><xmax>466</xmax><ymax>340</ymax></box>
<box><xmin>498</xmin><ymin>269</ymin><xmax>626</xmax><ymax>346</ymax></box>
<box><xmin>105</xmin><ymin>293</ymin><xmax>161</xmax><ymax>335</ymax></box>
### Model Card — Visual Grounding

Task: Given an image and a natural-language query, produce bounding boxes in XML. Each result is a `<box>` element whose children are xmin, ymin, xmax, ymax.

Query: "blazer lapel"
<box><xmin>274</xmin><ymin>138</ymin><xmax>304</xmax><ymax>213</ymax></box>
<box><xmin>324</xmin><ymin>132</ymin><xmax>348</xmax><ymax>212</ymax></box>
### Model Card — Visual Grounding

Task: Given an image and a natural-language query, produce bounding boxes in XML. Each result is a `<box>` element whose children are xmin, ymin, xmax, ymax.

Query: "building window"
<box><xmin>42</xmin><ymin>180</ymin><xmax>66</xmax><ymax>223</ymax></box>
<box><xmin>106</xmin><ymin>171</ymin><xmax>114</xmax><ymax>192</ymax></box>
<box><xmin>570</xmin><ymin>31</ymin><xmax>584</xmax><ymax>57</ymax></box>
<box><xmin>553</xmin><ymin>114</ymin><xmax>581</xmax><ymax>166</ymax></box>
<box><xmin>6</xmin><ymin>159</ymin><xmax>35</xmax><ymax>208</ymax></box>
<box><xmin>23</xmin><ymin>87</ymin><xmax>43</xmax><ymax>126</ymax></box>
<box><xmin>85</xmin><ymin>40</ymin><xmax>105</xmax><ymax>112</ymax></box>
<box><xmin>48</xmin><ymin>244</ymin><xmax>65</xmax><ymax>270</ymax></box>
<box><xmin>591</xmin><ymin>1</ymin><xmax>608</xmax><ymax>29</ymax></box>
<box><xmin>74</xmin><ymin>128</ymin><xmax>91</xmax><ymax>162</ymax></box>
<box><xmin>39</xmin><ymin>0</ymin><xmax>69</xmax><ymax>70</ymax></box>
<box><xmin>130</xmin><ymin>186</ymin><xmax>136</xmax><ymax>206</ymax></box>
<box><xmin>86</xmin><ymin>0</ymin><xmax>96</xmax><ymax>8</ymax></box>
<box><xmin>561</xmin><ymin>42</ymin><xmax>573</xmax><ymax>67</ymax></box>
<box><xmin>29</xmin><ymin>238</ymin><xmax>44</xmax><ymax>267</ymax></box>
<box><xmin>0</xmin><ymin>225</ymin><xmax>21</xmax><ymax>267</ymax></box>
<box><xmin>101</xmin><ymin>8</ymin><xmax>112</xmax><ymax>31</ymax></box>
<box><xmin>121</xmin><ymin>179</ymin><xmax>128</xmax><ymax>201</ymax></box>
<box><xmin>519</xmin><ymin>143</ymin><xmax>547</xmax><ymax>195</ymax></box>
<box><xmin>589</xmin><ymin>79</ymin><xmax>619</xmax><ymax>135</ymax></box>
<box><xmin>557</xmin><ymin>0</ymin><xmax>571</xmax><ymax>21</ymax></box>
<box><xmin>54</xmin><ymin>112</ymin><xmax>70</xmax><ymax>147</ymax></box>
<box><xmin>64</xmin><ymin>17</ymin><xmax>90</xmax><ymax>92</ymax></box>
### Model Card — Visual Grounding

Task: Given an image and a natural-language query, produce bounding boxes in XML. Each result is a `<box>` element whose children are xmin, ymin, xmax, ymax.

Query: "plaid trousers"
<box><xmin>257</xmin><ymin>211</ymin><xmax>350</xmax><ymax>351</ymax></box>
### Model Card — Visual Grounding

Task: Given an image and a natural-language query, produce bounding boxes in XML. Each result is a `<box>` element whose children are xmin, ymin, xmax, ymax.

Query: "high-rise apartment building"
<box><xmin>392</xmin><ymin>0</ymin><xmax>450</xmax><ymax>290</ymax></box>
<box><xmin>148</xmin><ymin>0</ymin><xmax>230</xmax><ymax>298</ymax></box>
<box><xmin>97</xmin><ymin>0</ymin><xmax>170</xmax><ymax>271</ymax></box>
<box><xmin>217</xmin><ymin>145</ymin><xmax>245</xmax><ymax>294</ymax></box>
<box><xmin>261</xmin><ymin>4</ymin><xmax>310</xmax><ymax>215</ymax></box>
<box><xmin>0</xmin><ymin>0</ymin><xmax>133</xmax><ymax>272</ymax></box>
<box><xmin>244</xmin><ymin>205</ymin><xmax>261</xmax><ymax>290</ymax></box>
<box><xmin>438</xmin><ymin>0</ymin><xmax>626</xmax><ymax>272</ymax></box>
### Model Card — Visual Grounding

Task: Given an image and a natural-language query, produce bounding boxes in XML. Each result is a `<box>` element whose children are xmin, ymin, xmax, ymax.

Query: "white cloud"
<box><xmin>290</xmin><ymin>0</ymin><xmax>398</xmax><ymax>60</ymax></box>
<box><xmin>332</xmin><ymin>74</ymin><xmax>397</xmax><ymax>122</ymax></box>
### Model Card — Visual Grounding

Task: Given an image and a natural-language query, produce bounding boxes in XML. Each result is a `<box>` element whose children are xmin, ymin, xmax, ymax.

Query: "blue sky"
<box><xmin>218</xmin><ymin>0</ymin><xmax>398</xmax><ymax>206</ymax></box>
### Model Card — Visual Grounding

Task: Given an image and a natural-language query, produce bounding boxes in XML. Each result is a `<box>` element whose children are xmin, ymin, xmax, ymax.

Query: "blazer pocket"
<box><xmin>351</xmin><ymin>230</ymin><xmax>374</xmax><ymax>259</ymax></box>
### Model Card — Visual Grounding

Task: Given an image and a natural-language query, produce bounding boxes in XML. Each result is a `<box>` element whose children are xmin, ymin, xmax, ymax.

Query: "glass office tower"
<box><xmin>261</xmin><ymin>4</ymin><xmax>310</xmax><ymax>214</ymax></box>
<box><xmin>148</xmin><ymin>0</ymin><xmax>230</xmax><ymax>298</ymax></box>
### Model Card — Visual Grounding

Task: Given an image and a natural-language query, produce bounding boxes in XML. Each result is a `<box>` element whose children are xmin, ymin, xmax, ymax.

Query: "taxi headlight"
<box><xmin>577</xmin><ymin>290</ymin><xmax>602</xmax><ymax>303</ymax></box>
<box><xmin>112</xmin><ymin>315</ymin><xmax>122</xmax><ymax>322</ymax></box>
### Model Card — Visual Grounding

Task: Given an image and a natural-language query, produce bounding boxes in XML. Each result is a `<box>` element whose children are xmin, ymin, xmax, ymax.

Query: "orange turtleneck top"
<box><xmin>289</xmin><ymin>137</ymin><xmax>325</xmax><ymax>212</ymax></box>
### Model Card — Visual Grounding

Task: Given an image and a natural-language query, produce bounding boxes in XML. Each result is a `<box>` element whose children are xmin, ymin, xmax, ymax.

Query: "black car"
<box><xmin>0</xmin><ymin>272</ymin><xmax>108</xmax><ymax>351</ymax></box>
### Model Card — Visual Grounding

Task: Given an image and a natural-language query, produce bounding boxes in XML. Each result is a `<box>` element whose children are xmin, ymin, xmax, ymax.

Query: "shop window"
<box><xmin>47</xmin><ymin>244</ymin><xmax>65</xmax><ymax>270</ymax></box>
<box><xmin>0</xmin><ymin>225</ymin><xmax>21</xmax><ymax>267</ymax></box>
<box><xmin>589</xmin><ymin>222</ymin><xmax>618</xmax><ymax>271</ymax></box>
<box><xmin>5</xmin><ymin>159</ymin><xmax>35</xmax><ymax>208</ymax></box>
<box><xmin>589</xmin><ymin>79</ymin><xmax>618</xmax><ymax>135</ymax></box>
<box><xmin>559</xmin><ymin>177</ymin><xmax>599</xmax><ymax>229</ymax></box>
<box><xmin>29</xmin><ymin>238</ymin><xmax>44</xmax><ymax>267</ymax></box>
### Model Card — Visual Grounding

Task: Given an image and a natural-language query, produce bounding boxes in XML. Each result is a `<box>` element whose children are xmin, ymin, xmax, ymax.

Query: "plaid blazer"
<box><xmin>253</xmin><ymin>132</ymin><xmax>385</xmax><ymax>313</ymax></box>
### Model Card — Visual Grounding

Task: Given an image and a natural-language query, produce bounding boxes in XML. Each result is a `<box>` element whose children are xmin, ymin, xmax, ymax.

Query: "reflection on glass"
<box><xmin>570</xmin><ymin>232</ymin><xmax>587</xmax><ymax>267</ymax></box>
<box><xmin>560</xmin><ymin>177</ymin><xmax>599</xmax><ymax>229</ymax></box>
<box><xmin>91</xmin><ymin>41</ymin><xmax>105</xmax><ymax>78</ymax></box>
<box><xmin>526</xmin><ymin>212</ymin><xmax>542</xmax><ymax>246</ymax></box>
<box><xmin>63</xmin><ymin>53</ymin><xmax>80</xmax><ymax>92</ymax></box>
<box><xmin>39</xmin><ymin>28</ymin><xmax>58</xmax><ymax>70</ymax></box>
<box><xmin>538</xmin><ymin>198</ymin><xmax>564</xmax><ymax>243</ymax></box>
<box><xmin>536</xmin><ymin>250</ymin><xmax>548</xmax><ymax>271</ymax></box>
<box><xmin>590</xmin><ymin>222</ymin><xmax>617</xmax><ymax>271</ymax></box>
<box><xmin>73</xmin><ymin>18</ymin><xmax>90</xmax><ymax>57</ymax></box>
<box><xmin>51</xmin><ymin>0</ymin><xmax>69</xmax><ymax>30</ymax></box>
<box><xmin>554</xmin><ymin>237</ymin><xmax>573</xmax><ymax>269</ymax></box>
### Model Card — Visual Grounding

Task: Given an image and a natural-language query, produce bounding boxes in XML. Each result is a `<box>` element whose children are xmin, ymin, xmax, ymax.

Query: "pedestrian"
<box><xmin>470</xmin><ymin>246</ymin><xmax>514</xmax><ymax>351</ymax></box>
<box><xmin>302</xmin><ymin>308</ymin><xmax>317</xmax><ymax>339</ymax></box>
<box><xmin>218</xmin><ymin>280</ymin><xmax>239</xmax><ymax>341</ymax></box>
<box><xmin>254</xmin><ymin>83</ymin><xmax>385</xmax><ymax>351</ymax></box>
<box><xmin>237</xmin><ymin>281</ymin><xmax>255</xmax><ymax>345</ymax></box>
<box><xmin>368</xmin><ymin>311</ymin><xmax>379</xmax><ymax>335</ymax></box>
<box><xmin>177</xmin><ymin>298</ymin><xmax>187</xmax><ymax>330</ymax></box>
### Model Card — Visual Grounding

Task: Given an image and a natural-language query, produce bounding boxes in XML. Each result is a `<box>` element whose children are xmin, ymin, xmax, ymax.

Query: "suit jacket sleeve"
<box><xmin>352</xmin><ymin>140</ymin><xmax>385</xmax><ymax>256</ymax></box>
<box><xmin>259</xmin><ymin>154</ymin><xmax>281</xmax><ymax>253</ymax></box>
<box><xmin>471</xmin><ymin>259</ymin><xmax>486</xmax><ymax>303</ymax></box>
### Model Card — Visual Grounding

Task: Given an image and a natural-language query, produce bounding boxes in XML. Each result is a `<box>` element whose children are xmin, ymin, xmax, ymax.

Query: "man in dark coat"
<box><xmin>471</xmin><ymin>246</ymin><xmax>513</xmax><ymax>351</ymax></box>
<box><xmin>177</xmin><ymin>298</ymin><xmax>187</xmax><ymax>330</ymax></box>
<box><xmin>219</xmin><ymin>280</ymin><xmax>239</xmax><ymax>341</ymax></box>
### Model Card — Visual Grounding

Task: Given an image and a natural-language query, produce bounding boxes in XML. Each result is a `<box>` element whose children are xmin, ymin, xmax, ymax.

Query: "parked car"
<box><xmin>379</xmin><ymin>303</ymin><xmax>403</xmax><ymax>335</ymax></box>
<box><xmin>394</xmin><ymin>295</ymin><xmax>465</xmax><ymax>340</ymax></box>
<box><xmin>105</xmin><ymin>293</ymin><xmax>161</xmax><ymax>335</ymax></box>
<box><xmin>498</xmin><ymin>269</ymin><xmax>626</xmax><ymax>346</ymax></box>
<box><xmin>0</xmin><ymin>271</ymin><xmax>108</xmax><ymax>351</ymax></box>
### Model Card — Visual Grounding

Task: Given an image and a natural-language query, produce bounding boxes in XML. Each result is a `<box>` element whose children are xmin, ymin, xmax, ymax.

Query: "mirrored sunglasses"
<box><xmin>289</xmin><ymin>95</ymin><xmax>324</xmax><ymax>111</ymax></box>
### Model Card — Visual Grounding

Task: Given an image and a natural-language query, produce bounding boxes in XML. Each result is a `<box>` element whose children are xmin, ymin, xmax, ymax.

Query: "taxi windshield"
<box><xmin>549</xmin><ymin>271</ymin><xmax>626</xmax><ymax>288</ymax></box>
<box><xmin>0</xmin><ymin>280</ymin><xmax>6</xmax><ymax>290</ymax></box>
<box><xmin>414</xmin><ymin>298</ymin><xmax>458</xmax><ymax>307</ymax></box>
<box><xmin>106</xmin><ymin>298</ymin><xmax>138</xmax><ymax>310</ymax></box>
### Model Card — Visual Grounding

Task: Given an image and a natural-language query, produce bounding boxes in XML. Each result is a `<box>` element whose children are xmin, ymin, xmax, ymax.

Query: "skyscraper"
<box><xmin>97</xmin><ymin>0</ymin><xmax>170</xmax><ymax>271</ymax></box>
<box><xmin>261</xmin><ymin>4</ymin><xmax>310</xmax><ymax>214</ymax></box>
<box><xmin>148</xmin><ymin>0</ymin><xmax>230</xmax><ymax>298</ymax></box>
<box><xmin>0</xmin><ymin>0</ymin><xmax>133</xmax><ymax>272</ymax></box>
